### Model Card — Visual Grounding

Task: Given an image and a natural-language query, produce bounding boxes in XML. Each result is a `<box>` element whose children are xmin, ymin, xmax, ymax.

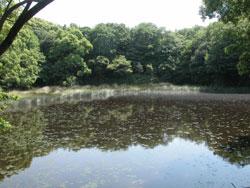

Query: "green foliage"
<box><xmin>37</xmin><ymin>25</ymin><xmax>93</xmax><ymax>85</ymax></box>
<box><xmin>0</xmin><ymin>92</ymin><xmax>19</xmax><ymax>114</ymax></box>
<box><xmin>175</xmin><ymin>21</ymin><xmax>250</xmax><ymax>86</ymax></box>
<box><xmin>200</xmin><ymin>1</ymin><xmax>250</xmax><ymax>83</ymax></box>
<box><xmin>127</xmin><ymin>23</ymin><xmax>162</xmax><ymax>66</ymax></box>
<box><xmin>200</xmin><ymin>0</ymin><xmax>250</xmax><ymax>22</ymax></box>
<box><xmin>238</xmin><ymin>52</ymin><xmax>250</xmax><ymax>76</ymax></box>
<box><xmin>158</xmin><ymin>63</ymin><xmax>176</xmax><ymax>81</ymax></box>
<box><xmin>155</xmin><ymin>32</ymin><xmax>181</xmax><ymax>81</ymax></box>
<box><xmin>234</xmin><ymin>19</ymin><xmax>250</xmax><ymax>77</ymax></box>
<box><xmin>144</xmin><ymin>64</ymin><xmax>154</xmax><ymax>75</ymax></box>
<box><xmin>107</xmin><ymin>56</ymin><xmax>133</xmax><ymax>77</ymax></box>
<box><xmin>132</xmin><ymin>62</ymin><xmax>144</xmax><ymax>74</ymax></box>
<box><xmin>80</xmin><ymin>26</ymin><xmax>92</xmax><ymax>39</ymax></box>
<box><xmin>0</xmin><ymin>117</ymin><xmax>11</xmax><ymax>129</ymax></box>
<box><xmin>0</xmin><ymin>92</ymin><xmax>18</xmax><ymax>101</ymax></box>
<box><xmin>88</xmin><ymin>56</ymin><xmax>110</xmax><ymax>78</ymax></box>
<box><xmin>89</xmin><ymin>23</ymin><xmax>131</xmax><ymax>59</ymax></box>
<box><xmin>1</xmin><ymin>15</ymin><xmax>249</xmax><ymax>88</ymax></box>
<box><xmin>0</xmin><ymin>91</ymin><xmax>19</xmax><ymax>130</ymax></box>
<box><xmin>205</xmin><ymin>22</ymin><xmax>241</xmax><ymax>85</ymax></box>
<box><xmin>0</xmin><ymin>1</ymin><xmax>18</xmax><ymax>31</ymax></box>
<box><xmin>0</xmin><ymin>24</ymin><xmax>44</xmax><ymax>89</ymax></box>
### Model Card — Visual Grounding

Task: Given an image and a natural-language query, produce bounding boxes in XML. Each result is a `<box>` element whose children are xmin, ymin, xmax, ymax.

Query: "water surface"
<box><xmin>1</xmin><ymin>91</ymin><xmax>250</xmax><ymax>188</ymax></box>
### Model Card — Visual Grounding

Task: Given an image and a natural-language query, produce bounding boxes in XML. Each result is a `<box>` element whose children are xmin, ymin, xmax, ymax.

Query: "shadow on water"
<box><xmin>1</xmin><ymin>90</ymin><xmax>250</xmax><ymax>187</ymax></box>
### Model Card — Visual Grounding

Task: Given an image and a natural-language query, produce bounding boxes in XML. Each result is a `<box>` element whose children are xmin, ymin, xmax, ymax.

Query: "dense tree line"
<box><xmin>0</xmin><ymin>1</ymin><xmax>249</xmax><ymax>89</ymax></box>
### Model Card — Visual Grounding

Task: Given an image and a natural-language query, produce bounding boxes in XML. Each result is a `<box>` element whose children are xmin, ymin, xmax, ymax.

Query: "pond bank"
<box><xmin>2</xmin><ymin>84</ymin><xmax>250</xmax><ymax>113</ymax></box>
<box><xmin>7</xmin><ymin>83</ymin><xmax>250</xmax><ymax>98</ymax></box>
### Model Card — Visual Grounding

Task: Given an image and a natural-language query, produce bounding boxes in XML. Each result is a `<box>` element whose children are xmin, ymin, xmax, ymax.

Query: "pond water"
<box><xmin>1</xmin><ymin>90</ymin><xmax>250</xmax><ymax>188</ymax></box>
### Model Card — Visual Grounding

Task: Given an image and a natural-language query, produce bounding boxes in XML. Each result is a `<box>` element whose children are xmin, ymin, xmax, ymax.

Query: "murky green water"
<box><xmin>1</xmin><ymin>91</ymin><xmax>250</xmax><ymax>188</ymax></box>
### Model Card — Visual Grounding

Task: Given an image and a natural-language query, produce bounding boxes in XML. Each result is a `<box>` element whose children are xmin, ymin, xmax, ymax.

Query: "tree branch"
<box><xmin>0</xmin><ymin>0</ymin><xmax>54</xmax><ymax>56</ymax></box>
<box><xmin>0</xmin><ymin>0</ymin><xmax>30</xmax><ymax>32</ymax></box>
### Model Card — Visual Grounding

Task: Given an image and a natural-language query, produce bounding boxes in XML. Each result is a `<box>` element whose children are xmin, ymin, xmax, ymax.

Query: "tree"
<box><xmin>179</xmin><ymin>26</ymin><xmax>211</xmax><ymax>85</ymax></box>
<box><xmin>30</xmin><ymin>18</ymin><xmax>62</xmax><ymax>57</ymax></box>
<box><xmin>0</xmin><ymin>0</ymin><xmax>54</xmax><ymax>56</ymax></box>
<box><xmin>200</xmin><ymin>0</ymin><xmax>250</xmax><ymax>22</ymax></box>
<box><xmin>89</xmin><ymin>23</ymin><xmax>131</xmax><ymax>59</ymax></box>
<box><xmin>80</xmin><ymin>26</ymin><xmax>92</xmax><ymax>39</ymax></box>
<box><xmin>205</xmin><ymin>22</ymin><xmax>241</xmax><ymax>85</ymax></box>
<box><xmin>127</xmin><ymin>23</ymin><xmax>162</xmax><ymax>67</ymax></box>
<box><xmin>155</xmin><ymin>32</ymin><xmax>182</xmax><ymax>81</ymax></box>
<box><xmin>200</xmin><ymin>0</ymin><xmax>250</xmax><ymax>83</ymax></box>
<box><xmin>234</xmin><ymin>18</ymin><xmax>250</xmax><ymax>77</ymax></box>
<box><xmin>38</xmin><ymin>26</ymin><xmax>92</xmax><ymax>86</ymax></box>
<box><xmin>0</xmin><ymin>25</ymin><xmax>44</xmax><ymax>89</ymax></box>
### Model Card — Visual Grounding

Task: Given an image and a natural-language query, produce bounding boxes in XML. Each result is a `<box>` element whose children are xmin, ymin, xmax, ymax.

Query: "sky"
<box><xmin>36</xmin><ymin>0</ymin><xmax>215</xmax><ymax>30</ymax></box>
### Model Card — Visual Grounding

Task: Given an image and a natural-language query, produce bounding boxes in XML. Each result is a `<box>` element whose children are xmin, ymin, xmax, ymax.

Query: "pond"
<box><xmin>1</xmin><ymin>90</ymin><xmax>250</xmax><ymax>188</ymax></box>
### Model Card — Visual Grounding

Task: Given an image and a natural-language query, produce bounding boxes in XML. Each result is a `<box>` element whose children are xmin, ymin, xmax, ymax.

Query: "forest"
<box><xmin>0</xmin><ymin>0</ymin><xmax>249</xmax><ymax>90</ymax></box>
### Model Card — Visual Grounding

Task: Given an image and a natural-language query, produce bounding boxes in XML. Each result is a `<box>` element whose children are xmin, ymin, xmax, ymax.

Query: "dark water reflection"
<box><xmin>1</xmin><ymin>91</ymin><xmax>250</xmax><ymax>188</ymax></box>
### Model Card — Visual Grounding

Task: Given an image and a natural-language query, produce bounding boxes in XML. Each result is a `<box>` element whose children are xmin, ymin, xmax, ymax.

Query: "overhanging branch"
<box><xmin>0</xmin><ymin>0</ymin><xmax>54</xmax><ymax>56</ymax></box>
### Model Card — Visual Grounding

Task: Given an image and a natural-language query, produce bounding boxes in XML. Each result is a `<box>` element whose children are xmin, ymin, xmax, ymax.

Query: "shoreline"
<box><xmin>7</xmin><ymin>83</ymin><xmax>250</xmax><ymax>98</ymax></box>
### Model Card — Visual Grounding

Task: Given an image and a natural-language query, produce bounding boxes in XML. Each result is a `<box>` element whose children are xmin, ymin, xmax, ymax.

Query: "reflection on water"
<box><xmin>1</xmin><ymin>91</ymin><xmax>250</xmax><ymax>188</ymax></box>
<box><xmin>6</xmin><ymin>89</ymin><xmax>250</xmax><ymax>112</ymax></box>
